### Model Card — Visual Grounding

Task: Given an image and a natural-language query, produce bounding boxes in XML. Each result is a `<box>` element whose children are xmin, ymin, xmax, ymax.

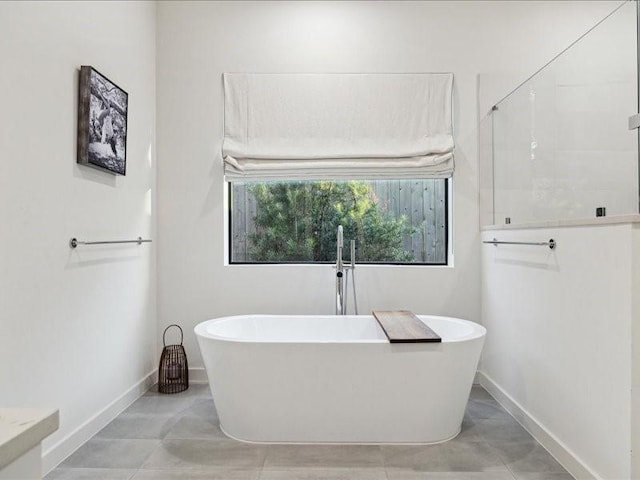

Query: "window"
<box><xmin>229</xmin><ymin>179</ymin><xmax>448</xmax><ymax>265</ymax></box>
<box><xmin>224</xmin><ymin>74</ymin><xmax>454</xmax><ymax>266</ymax></box>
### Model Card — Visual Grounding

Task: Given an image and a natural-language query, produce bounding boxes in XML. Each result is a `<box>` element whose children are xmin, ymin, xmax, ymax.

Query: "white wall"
<box><xmin>156</xmin><ymin>0</ymin><xmax>620</xmax><ymax>372</ymax></box>
<box><xmin>632</xmin><ymin>224</ymin><xmax>640</xmax><ymax>479</ymax></box>
<box><xmin>480</xmin><ymin>222</ymin><xmax>638</xmax><ymax>479</ymax></box>
<box><xmin>0</xmin><ymin>1</ymin><xmax>157</xmax><ymax>471</ymax></box>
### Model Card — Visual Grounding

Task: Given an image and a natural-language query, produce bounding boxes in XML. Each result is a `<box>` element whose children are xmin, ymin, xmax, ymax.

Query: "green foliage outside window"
<box><xmin>246</xmin><ymin>181</ymin><xmax>415</xmax><ymax>263</ymax></box>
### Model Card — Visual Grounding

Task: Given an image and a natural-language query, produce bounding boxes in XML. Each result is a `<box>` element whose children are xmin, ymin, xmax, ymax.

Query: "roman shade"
<box><xmin>222</xmin><ymin>73</ymin><xmax>454</xmax><ymax>181</ymax></box>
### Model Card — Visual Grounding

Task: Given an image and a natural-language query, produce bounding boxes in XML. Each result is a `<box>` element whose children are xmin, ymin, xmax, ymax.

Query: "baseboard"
<box><xmin>477</xmin><ymin>371</ymin><xmax>600</xmax><ymax>480</ymax></box>
<box><xmin>41</xmin><ymin>370</ymin><xmax>156</xmax><ymax>474</ymax></box>
<box><xmin>189</xmin><ymin>367</ymin><xmax>209</xmax><ymax>384</ymax></box>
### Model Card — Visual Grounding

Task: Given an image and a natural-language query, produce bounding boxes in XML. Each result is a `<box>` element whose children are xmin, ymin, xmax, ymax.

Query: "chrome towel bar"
<box><xmin>483</xmin><ymin>238</ymin><xmax>556</xmax><ymax>250</ymax></box>
<box><xmin>69</xmin><ymin>237</ymin><xmax>152</xmax><ymax>249</ymax></box>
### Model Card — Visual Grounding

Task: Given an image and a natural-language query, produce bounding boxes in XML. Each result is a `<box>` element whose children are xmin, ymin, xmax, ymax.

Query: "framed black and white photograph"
<box><xmin>77</xmin><ymin>66</ymin><xmax>128</xmax><ymax>175</ymax></box>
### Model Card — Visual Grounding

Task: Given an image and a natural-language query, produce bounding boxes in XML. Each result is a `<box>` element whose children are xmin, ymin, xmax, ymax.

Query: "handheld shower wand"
<box><xmin>336</xmin><ymin>226</ymin><xmax>344</xmax><ymax>315</ymax></box>
<box><xmin>350</xmin><ymin>239</ymin><xmax>358</xmax><ymax>315</ymax></box>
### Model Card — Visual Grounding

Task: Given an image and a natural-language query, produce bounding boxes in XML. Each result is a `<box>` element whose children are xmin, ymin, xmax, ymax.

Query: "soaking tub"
<box><xmin>195</xmin><ymin>314</ymin><xmax>485</xmax><ymax>444</ymax></box>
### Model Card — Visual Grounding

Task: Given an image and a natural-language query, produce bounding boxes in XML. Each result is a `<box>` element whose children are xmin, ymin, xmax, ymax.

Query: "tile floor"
<box><xmin>46</xmin><ymin>384</ymin><xmax>573</xmax><ymax>480</ymax></box>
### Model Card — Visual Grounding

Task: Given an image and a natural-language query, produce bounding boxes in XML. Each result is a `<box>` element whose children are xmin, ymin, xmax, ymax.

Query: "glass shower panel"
<box><xmin>491</xmin><ymin>0</ymin><xmax>638</xmax><ymax>225</ymax></box>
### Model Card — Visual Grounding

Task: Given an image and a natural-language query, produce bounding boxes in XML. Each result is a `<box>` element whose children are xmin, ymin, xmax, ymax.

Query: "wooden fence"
<box><xmin>231</xmin><ymin>180</ymin><xmax>446</xmax><ymax>264</ymax></box>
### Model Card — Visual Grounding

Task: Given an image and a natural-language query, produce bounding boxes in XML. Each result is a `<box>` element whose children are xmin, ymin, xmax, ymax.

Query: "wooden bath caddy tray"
<box><xmin>372</xmin><ymin>310</ymin><xmax>442</xmax><ymax>343</ymax></box>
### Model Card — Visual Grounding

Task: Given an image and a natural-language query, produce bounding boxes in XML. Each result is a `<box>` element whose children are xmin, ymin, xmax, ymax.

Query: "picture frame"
<box><xmin>77</xmin><ymin>66</ymin><xmax>128</xmax><ymax>175</ymax></box>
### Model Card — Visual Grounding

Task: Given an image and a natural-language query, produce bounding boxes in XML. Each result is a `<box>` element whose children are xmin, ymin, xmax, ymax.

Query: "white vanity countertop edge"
<box><xmin>0</xmin><ymin>409</ymin><xmax>59</xmax><ymax>470</ymax></box>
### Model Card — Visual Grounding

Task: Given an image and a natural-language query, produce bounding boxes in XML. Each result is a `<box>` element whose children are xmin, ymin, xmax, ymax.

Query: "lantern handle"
<box><xmin>163</xmin><ymin>324</ymin><xmax>184</xmax><ymax>346</ymax></box>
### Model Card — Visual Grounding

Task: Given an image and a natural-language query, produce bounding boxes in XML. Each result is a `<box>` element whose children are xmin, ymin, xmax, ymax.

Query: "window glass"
<box><xmin>230</xmin><ymin>180</ymin><xmax>447</xmax><ymax>265</ymax></box>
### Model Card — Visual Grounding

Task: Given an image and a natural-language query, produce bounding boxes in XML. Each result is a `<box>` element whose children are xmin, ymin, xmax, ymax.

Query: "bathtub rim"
<box><xmin>194</xmin><ymin>314</ymin><xmax>486</xmax><ymax>344</ymax></box>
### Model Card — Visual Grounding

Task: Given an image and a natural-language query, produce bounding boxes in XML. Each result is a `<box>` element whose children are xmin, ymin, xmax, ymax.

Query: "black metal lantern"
<box><xmin>158</xmin><ymin>324</ymin><xmax>189</xmax><ymax>394</ymax></box>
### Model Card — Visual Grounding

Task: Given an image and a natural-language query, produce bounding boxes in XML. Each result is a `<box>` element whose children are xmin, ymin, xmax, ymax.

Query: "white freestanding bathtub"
<box><xmin>195</xmin><ymin>314</ymin><xmax>485</xmax><ymax>444</ymax></box>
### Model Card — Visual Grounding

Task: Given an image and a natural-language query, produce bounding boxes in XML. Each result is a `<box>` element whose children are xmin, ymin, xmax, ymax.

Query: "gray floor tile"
<box><xmin>382</xmin><ymin>441</ymin><xmax>509</xmax><ymax>473</ymax></box>
<box><xmin>143</xmin><ymin>384</ymin><xmax>210</xmax><ymax>398</ymax></box>
<box><xmin>264</xmin><ymin>445</ymin><xmax>383</xmax><ymax>469</ymax></box>
<box><xmin>453</xmin><ymin>417</ymin><xmax>485</xmax><ymax>443</ymax></box>
<box><xmin>132</xmin><ymin>468</ymin><xmax>260</xmax><ymax>479</ymax></box>
<box><xmin>96</xmin><ymin>413</ymin><xmax>178</xmax><ymax>440</ymax></box>
<box><xmin>45</xmin><ymin>469</ymin><xmax>136</xmax><ymax>480</ymax></box>
<box><xmin>475</xmin><ymin>419</ymin><xmax>534</xmax><ymax>445</ymax></box>
<box><xmin>469</xmin><ymin>386</ymin><xmax>496</xmax><ymax>402</ymax></box>
<box><xmin>165</xmin><ymin>413</ymin><xmax>226</xmax><ymax>440</ymax></box>
<box><xmin>465</xmin><ymin>398</ymin><xmax>512</xmax><ymax>421</ymax></box>
<box><xmin>47</xmin><ymin>384</ymin><xmax>571</xmax><ymax>480</ymax></box>
<box><xmin>512</xmin><ymin>473</ymin><xmax>574</xmax><ymax>480</ymax></box>
<box><xmin>123</xmin><ymin>396</ymin><xmax>195</xmax><ymax>416</ymax></box>
<box><xmin>60</xmin><ymin>439</ymin><xmax>160</xmax><ymax>469</ymax></box>
<box><xmin>260</xmin><ymin>467</ymin><xmax>387</xmax><ymax>479</ymax></box>
<box><xmin>189</xmin><ymin>384</ymin><xmax>215</xmax><ymax>397</ymax></box>
<box><xmin>142</xmin><ymin>438</ymin><xmax>267</xmax><ymax>469</ymax></box>
<box><xmin>492</xmin><ymin>442</ymin><xmax>566</xmax><ymax>474</ymax></box>
<box><xmin>385</xmin><ymin>472</ymin><xmax>516</xmax><ymax>480</ymax></box>
<box><xmin>179</xmin><ymin>398</ymin><xmax>218</xmax><ymax>419</ymax></box>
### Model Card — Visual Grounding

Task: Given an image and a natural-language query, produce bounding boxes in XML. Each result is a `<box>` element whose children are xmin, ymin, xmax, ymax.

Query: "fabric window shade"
<box><xmin>222</xmin><ymin>73</ymin><xmax>454</xmax><ymax>181</ymax></box>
